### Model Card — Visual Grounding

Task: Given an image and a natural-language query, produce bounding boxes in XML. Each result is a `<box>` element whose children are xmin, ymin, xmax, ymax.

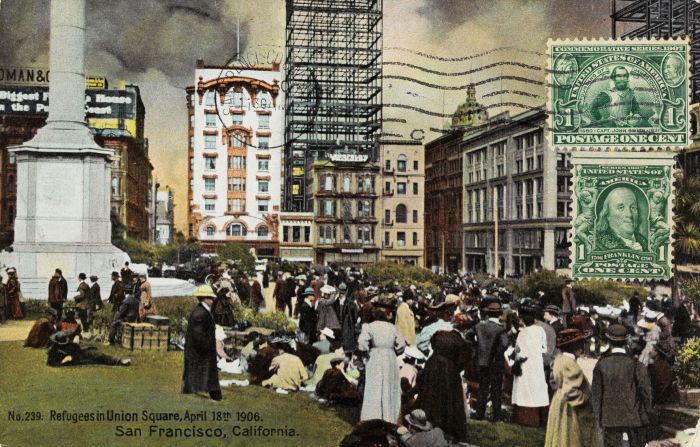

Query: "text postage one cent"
<box><xmin>548</xmin><ymin>39</ymin><xmax>690</xmax><ymax>149</ymax></box>
<box><xmin>570</xmin><ymin>151</ymin><xmax>675</xmax><ymax>280</ymax></box>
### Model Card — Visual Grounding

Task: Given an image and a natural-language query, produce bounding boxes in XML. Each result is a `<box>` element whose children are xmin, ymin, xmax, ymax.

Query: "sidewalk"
<box><xmin>0</xmin><ymin>319</ymin><xmax>34</xmax><ymax>342</ymax></box>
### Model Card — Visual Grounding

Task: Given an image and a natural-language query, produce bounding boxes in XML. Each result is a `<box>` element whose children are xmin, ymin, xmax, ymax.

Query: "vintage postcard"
<box><xmin>548</xmin><ymin>39</ymin><xmax>690</xmax><ymax>150</ymax></box>
<box><xmin>1</xmin><ymin>1</ymin><xmax>700</xmax><ymax>447</ymax></box>
<box><xmin>569</xmin><ymin>151</ymin><xmax>675</xmax><ymax>281</ymax></box>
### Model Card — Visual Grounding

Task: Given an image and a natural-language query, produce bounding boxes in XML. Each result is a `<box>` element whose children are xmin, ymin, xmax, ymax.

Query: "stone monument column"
<box><xmin>4</xmin><ymin>0</ymin><xmax>128</xmax><ymax>297</ymax></box>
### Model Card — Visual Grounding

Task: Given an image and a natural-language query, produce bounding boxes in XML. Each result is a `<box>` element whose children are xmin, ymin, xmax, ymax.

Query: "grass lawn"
<box><xmin>0</xmin><ymin>340</ymin><xmax>545</xmax><ymax>447</ymax></box>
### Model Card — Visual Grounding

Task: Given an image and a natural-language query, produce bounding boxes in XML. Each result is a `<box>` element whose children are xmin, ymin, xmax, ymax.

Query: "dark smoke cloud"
<box><xmin>0</xmin><ymin>0</ymin><xmax>246</xmax><ymax>84</ymax></box>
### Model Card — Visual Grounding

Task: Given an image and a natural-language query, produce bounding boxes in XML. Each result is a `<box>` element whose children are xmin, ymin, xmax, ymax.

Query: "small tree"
<box><xmin>520</xmin><ymin>270</ymin><xmax>566</xmax><ymax>306</ymax></box>
<box><xmin>682</xmin><ymin>277</ymin><xmax>700</xmax><ymax>309</ymax></box>
<box><xmin>216</xmin><ymin>243</ymin><xmax>255</xmax><ymax>272</ymax></box>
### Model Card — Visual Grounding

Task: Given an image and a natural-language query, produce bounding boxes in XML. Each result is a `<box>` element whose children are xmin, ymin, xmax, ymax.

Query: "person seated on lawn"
<box><xmin>261</xmin><ymin>338</ymin><xmax>309</xmax><ymax>391</ymax></box>
<box><xmin>248</xmin><ymin>343</ymin><xmax>279</xmax><ymax>385</ymax></box>
<box><xmin>25</xmin><ymin>307</ymin><xmax>59</xmax><ymax>348</ymax></box>
<box><xmin>315</xmin><ymin>355</ymin><xmax>361</xmax><ymax>405</ymax></box>
<box><xmin>305</xmin><ymin>337</ymin><xmax>345</xmax><ymax>387</ymax></box>
<box><xmin>58</xmin><ymin>309</ymin><xmax>79</xmax><ymax>332</ymax></box>
<box><xmin>399</xmin><ymin>409</ymin><xmax>449</xmax><ymax>447</ymax></box>
<box><xmin>47</xmin><ymin>328</ymin><xmax>131</xmax><ymax>367</ymax></box>
<box><xmin>107</xmin><ymin>288</ymin><xmax>139</xmax><ymax>345</ymax></box>
<box><xmin>313</xmin><ymin>327</ymin><xmax>336</xmax><ymax>354</ymax></box>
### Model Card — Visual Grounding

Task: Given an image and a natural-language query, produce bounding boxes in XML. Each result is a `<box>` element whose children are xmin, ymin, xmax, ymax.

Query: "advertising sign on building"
<box><xmin>0</xmin><ymin>85</ymin><xmax>136</xmax><ymax>119</ymax></box>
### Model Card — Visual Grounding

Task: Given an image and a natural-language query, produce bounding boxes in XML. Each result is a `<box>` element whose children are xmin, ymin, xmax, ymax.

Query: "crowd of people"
<box><xmin>198</xmin><ymin>265</ymin><xmax>699</xmax><ymax>447</ymax></box>
<box><xmin>6</xmin><ymin>259</ymin><xmax>700</xmax><ymax>446</ymax></box>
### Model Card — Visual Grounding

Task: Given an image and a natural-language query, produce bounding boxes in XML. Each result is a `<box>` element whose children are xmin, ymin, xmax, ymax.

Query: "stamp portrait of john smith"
<box><xmin>594</xmin><ymin>185</ymin><xmax>648</xmax><ymax>252</ymax></box>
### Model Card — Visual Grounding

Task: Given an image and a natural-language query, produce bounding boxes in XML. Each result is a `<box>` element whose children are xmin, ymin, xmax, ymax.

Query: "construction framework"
<box><xmin>611</xmin><ymin>0</ymin><xmax>700</xmax><ymax>101</ymax></box>
<box><xmin>284</xmin><ymin>0</ymin><xmax>383</xmax><ymax>212</ymax></box>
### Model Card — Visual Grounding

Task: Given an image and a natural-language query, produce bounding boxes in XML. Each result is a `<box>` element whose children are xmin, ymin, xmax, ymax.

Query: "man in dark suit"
<box><xmin>107</xmin><ymin>271</ymin><xmax>125</xmax><ymax>317</ymax></box>
<box><xmin>56</xmin><ymin>268</ymin><xmax>68</xmax><ymax>303</ymax></box>
<box><xmin>544</xmin><ymin>305</ymin><xmax>564</xmax><ymax>335</ymax></box>
<box><xmin>465</xmin><ymin>301</ymin><xmax>510</xmax><ymax>421</ymax></box>
<box><xmin>182</xmin><ymin>285</ymin><xmax>221</xmax><ymax>401</ymax></box>
<box><xmin>73</xmin><ymin>273</ymin><xmax>91</xmax><ymax>331</ymax></box>
<box><xmin>272</xmin><ymin>272</ymin><xmax>286</xmax><ymax>313</ymax></box>
<box><xmin>591</xmin><ymin>324</ymin><xmax>652</xmax><ymax>447</ymax></box>
<box><xmin>48</xmin><ymin>272</ymin><xmax>64</xmax><ymax>320</ymax></box>
<box><xmin>298</xmin><ymin>287</ymin><xmax>318</xmax><ymax>344</ymax></box>
<box><xmin>88</xmin><ymin>275</ymin><xmax>103</xmax><ymax>313</ymax></box>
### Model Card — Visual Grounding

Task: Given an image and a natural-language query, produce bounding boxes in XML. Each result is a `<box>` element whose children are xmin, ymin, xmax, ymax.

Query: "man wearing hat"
<box><xmin>48</xmin><ymin>328</ymin><xmax>130</xmax><ymax>367</ymax></box>
<box><xmin>107</xmin><ymin>271</ymin><xmax>125</xmax><ymax>318</ymax></box>
<box><xmin>465</xmin><ymin>301</ymin><xmax>510</xmax><ymax>422</ymax></box>
<box><xmin>273</xmin><ymin>272</ymin><xmax>286</xmax><ymax>313</ymax></box>
<box><xmin>24</xmin><ymin>307</ymin><xmax>58</xmax><ymax>348</ymax></box>
<box><xmin>298</xmin><ymin>287</ymin><xmax>318</xmax><ymax>344</ymax></box>
<box><xmin>88</xmin><ymin>275</ymin><xmax>103</xmax><ymax>323</ymax></box>
<box><xmin>400</xmin><ymin>409</ymin><xmax>449</xmax><ymax>447</ymax></box>
<box><xmin>561</xmin><ymin>278</ymin><xmax>576</xmax><ymax>327</ymax></box>
<box><xmin>182</xmin><ymin>285</ymin><xmax>222</xmax><ymax>401</ymax></box>
<box><xmin>591</xmin><ymin>324</ymin><xmax>652</xmax><ymax>447</ymax></box>
<box><xmin>73</xmin><ymin>273</ymin><xmax>91</xmax><ymax>331</ymax></box>
<box><xmin>544</xmin><ymin>305</ymin><xmax>564</xmax><ymax>335</ymax></box>
<box><xmin>5</xmin><ymin>267</ymin><xmax>22</xmax><ymax>319</ymax></box>
<box><xmin>48</xmin><ymin>271</ymin><xmax>65</xmax><ymax>321</ymax></box>
<box><xmin>315</xmin><ymin>355</ymin><xmax>361</xmax><ymax>404</ymax></box>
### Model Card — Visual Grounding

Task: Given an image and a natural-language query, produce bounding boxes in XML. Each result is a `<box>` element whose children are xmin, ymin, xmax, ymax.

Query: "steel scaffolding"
<box><xmin>611</xmin><ymin>0</ymin><xmax>700</xmax><ymax>101</ymax></box>
<box><xmin>284</xmin><ymin>0</ymin><xmax>383</xmax><ymax>212</ymax></box>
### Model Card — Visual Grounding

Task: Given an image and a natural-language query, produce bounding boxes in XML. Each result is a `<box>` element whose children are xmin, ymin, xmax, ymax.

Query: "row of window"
<box><xmin>463</xmin><ymin>229</ymin><xmax>544</xmax><ymax>250</ymax></box>
<box><xmin>203</xmin><ymin>157</ymin><xmax>269</xmax><ymax>171</ymax></box>
<box><xmin>204</xmin><ymin>113</ymin><xmax>270</xmax><ymax>129</ymax></box>
<box><xmin>203</xmin><ymin>198</ymin><xmax>270</xmax><ymax>213</ymax></box>
<box><xmin>318</xmin><ymin>225</ymin><xmax>374</xmax><ymax>244</ymax></box>
<box><xmin>384</xmin><ymin>155</ymin><xmax>419</xmax><ymax>172</ymax></box>
<box><xmin>282</xmin><ymin>225</ymin><xmax>311</xmax><ymax>243</ymax></box>
<box><xmin>318</xmin><ymin>199</ymin><xmax>374</xmax><ymax>218</ymax></box>
<box><xmin>203</xmin><ymin>90</ymin><xmax>273</xmax><ymax>110</ymax></box>
<box><xmin>384</xmin><ymin>181</ymin><xmax>419</xmax><ymax>195</ymax></box>
<box><xmin>205</xmin><ymin>223</ymin><xmax>269</xmax><ymax>238</ymax></box>
<box><xmin>320</xmin><ymin>174</ymin><xmax>375</xmax><ymax>194</ymax></box>
<box><xmin>203</xmin><ymin>178</ymin><xmax>271</xmax><ymax>193</ymax></box>
<box><xmin>384</xmin><ymin>231</ymin><xmax>419</xmax><ymax>247</ymax></box>
<box><xmin>203</xmin><ymin>134</ymin><xmax>270</xmax><ymax>150</ymax></box>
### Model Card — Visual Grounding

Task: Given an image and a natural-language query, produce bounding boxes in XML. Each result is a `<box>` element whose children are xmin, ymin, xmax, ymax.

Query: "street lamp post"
<box><xmin>153</xmin><ymin>182</ymin><xmax>160</xmax><ymax>243</ymax></box>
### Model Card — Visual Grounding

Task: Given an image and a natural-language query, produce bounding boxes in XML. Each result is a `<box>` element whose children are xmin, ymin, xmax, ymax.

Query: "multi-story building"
<box><xmin>155</xmin><ymin>188</ymin><xmax>175</xmax><ymax>245</ymax></box>
<box><xmin>283</xmin><ymin>0</ymin><xmax>383</xmax><ymax>212</ymax></box>
<box><xmin>461</xmin><ymin>107</ymin><xmax>572</xmax><ymax>277</ymax></box>
<box><xmin>279</xmin><ymin>212</ymin><xmax>314</xmax><ymax>263</ymax></box>
<box><xmin>0</xmin><ymin>80</ymin><xmax>152</xmax><ymax>243</ymax></box>
<box><xmin>311</xmin><ymin>153</ymin><xmax>380</xmax><ymax>265</ymax></box>
<box><xmin>425</xmin><ymin>85</ymin><xmax>488</xmax><ymax>273</ymax></box>
<box><xmin>187</xmin><ymin>60</ymin><xmax>282</xmax><ymax>258</ymax></box>
<box><xmin>379</xmin><ymin>141</ymin><xmax>425</xmax><ymax>266</ymax></box>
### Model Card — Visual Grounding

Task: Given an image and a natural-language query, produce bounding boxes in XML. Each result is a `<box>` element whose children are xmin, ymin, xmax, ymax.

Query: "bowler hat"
<box><xmin>111</xmin><ymin>271</ymin><xmax>119</xmax><ymax>278</ymax></box>
<box><xmin>404</xmin><ymin>409</ymin><xmax>433</xmax><ymax>432</ymax></box>
<box><xmin>544</xmin><ymin>305</ymin><xmax>561</xmax><ymax>316</ymax></box>
<box><xmin>89</xmin><ymin>275</ymin><xmax>98</xmax><ymax>281</ymax></box>
<box><xmin>303</xmin><ymin>287</ymin><xmax>315</xmax><ymax>296</ymax></box>
<box><xmin>338</xmin><ymin>283</ymin><xmax>347</xmax><ymax>291</ymax></box>
<box><xmin>49</xmin><ymin>330</ymin><xmax>74</xmax><ymax>346</ymax></box>
<box><xmin>605</xmin><ymin>324</ymin><xmax>628</xmax><ymax>342</ymax></box>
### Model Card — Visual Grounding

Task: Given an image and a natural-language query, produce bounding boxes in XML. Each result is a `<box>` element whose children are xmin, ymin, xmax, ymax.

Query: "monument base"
<box><xmin>0</xmin><ymin>243</ymin><xmax>129</xmax><ymax>299</ymax></box>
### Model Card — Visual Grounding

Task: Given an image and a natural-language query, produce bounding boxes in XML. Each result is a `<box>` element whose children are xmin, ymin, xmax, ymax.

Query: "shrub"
<box><xmin>674</xmin><ymin>338</ymin><xmax>700</xmax><ymax>389</ymax></box>
<box><xmin>573</xmin><ymin>279</ymin><xmax>646</xmax><ymax>306</ymax></box>
<box><xmin>519</xmin><ymin>270</ymin><xmax>566</xmax><ymax>306</ymax></box>
<box><xmin>364</xmin><ymin>261</ymin><xmax>441</xmax><ymax>294</ymax></box>
<box><xmin>681</xmin><ymin>277</ymin><xmax>700</xmax><ymax>308</ymax></box>
<box><xmin>215</xmin><ymin>243</ymin><xmax>255</xmax><ymax>272</ymax></box>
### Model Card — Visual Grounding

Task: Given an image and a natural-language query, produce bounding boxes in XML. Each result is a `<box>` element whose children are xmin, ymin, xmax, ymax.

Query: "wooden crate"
<box><xmin>121</xmin><ymin>322</ymin><xmax>169</xmax><ymax>351</ymax></box>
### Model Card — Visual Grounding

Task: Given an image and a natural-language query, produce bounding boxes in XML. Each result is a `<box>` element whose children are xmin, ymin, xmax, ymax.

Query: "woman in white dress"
<box><xmin>511</xmin><ymin>313</ymin><xmax>550</xmax><ymax>427</ymax></box>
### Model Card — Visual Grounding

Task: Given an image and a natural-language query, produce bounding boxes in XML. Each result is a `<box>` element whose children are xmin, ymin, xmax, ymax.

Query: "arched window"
<box><xmin>226</xmin><ymin>223</ymin><xmax>246</xmax><ymax>237</ymax></box>
<box><xmin>396</xmin><ymin>204</ymin><xmax>407</xmax><ymax>223</ymax></box>
<box><xmin>257</xmin><ymin>226</ymin><xmax>268</xmax><ymax>237</ymax></box>
<box><xmin>397</xmin><ymin>154</ymin><xmax>407</xmax><ymax>172</ymax></box>
<box><xmin>206</xmin><ymin>226</ymin><xmax>215</xmax><ymax>236</ymax></box>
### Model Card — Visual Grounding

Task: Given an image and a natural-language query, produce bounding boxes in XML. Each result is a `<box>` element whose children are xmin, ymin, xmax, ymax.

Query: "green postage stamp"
<box><xmin>570</xmin><ymin>151</ymin><xmax>675</xmax><ymax>280</ymax></box>
<box><xmin>548</xmin><ymin>39</ymin><xmax>690</xmax><ymax>149</ymax></box>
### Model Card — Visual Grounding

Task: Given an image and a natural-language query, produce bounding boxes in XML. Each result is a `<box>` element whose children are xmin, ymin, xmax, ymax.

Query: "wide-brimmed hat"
<box><xmin>320</xmin><ymin>285</ymin><xmax>335</xmax><ymax>295</ymax></box>
<box><xmin>637</xmin><ymin>319</ymin><xmax>654</xmax><ymax>331</ymax></box>
<box><xmin>50</xmin><ymin>330</ymin><xmax>74</xmax><ymax>346</ymax></box>
<box><xmin>403</xmin><ymin>346</ymin><xmax>426</xmax><ymax>361</ymax></box>
<box><xmin>330</xmin><ymin>355</ymin><xmax>345</xmax><ymax>366</ymax></box>
<box><xmin>606</xmin><ymin>324</ymin><xmax>628</xmax><ymax>342</ymax></box>
<box><xmin>45</xmin><ymin>307</ymin><xmax>58</xmax><ymax>318</ymax></box>
<box><xmin>544</xmin><ymin>305</ymin><xmax>561</xmax><ymax>316</ymax></box>
<box><xmin>428</xmin><ymin>301</ymin><xmax>456</xmax><ymax>311</ymax></box>
<box><xmin>193</xmin><ymin>285</ymin><xmax>216</xmax><ymax>299</ymax></box>
<box><xmin>556</xmin><ymin>328</ymin><xmax>589</xmax><ymax>348</ymax></box>
<box><xmin>404</xmin><ymin>409</ymin><xmax>433</xmax><ymax>431</ymax></box>
<box><xmin>303</xmin><ymin>287</ymin><xmax>315</xmax><ymax>296</ymax></box>
<box><xmin>320</xmin><ymin>327</ymin><xmax>335</xmax><ymax>339</ymax></box>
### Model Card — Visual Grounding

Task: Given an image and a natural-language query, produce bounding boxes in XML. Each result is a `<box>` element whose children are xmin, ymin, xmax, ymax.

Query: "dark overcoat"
<box><xmin>182</xmin><ymin>303</ymin><xmax>220</xmax><ymax>395</ymax></box>
<box><xmin>339</xmin><ymin>298</ymin><xmax>359</xmax><ymax>351</ymax></box>
<box><xmin>591</xmin><ymin>352</ymin><xmax>652</xmax><ymax>428</ymax></box>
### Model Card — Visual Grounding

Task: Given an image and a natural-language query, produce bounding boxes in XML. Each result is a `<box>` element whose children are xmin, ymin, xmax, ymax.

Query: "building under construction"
<box><xmin>611</xmin><ymin>0</ymin><xmax>700</xmax><ymax>100</ymax></box>
<box><xmin>284</xmin><ymin>0</ymin><xmax>383</xmax><ymax>212</ymax></box>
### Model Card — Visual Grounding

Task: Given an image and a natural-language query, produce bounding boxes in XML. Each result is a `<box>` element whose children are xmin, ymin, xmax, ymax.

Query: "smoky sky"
<box><xmin>417</xmin><ymin>0</ymin><xmax>610</xmax><ymax>39</ymax></box>
<box><xmin>0</xmin><ymin>0</ymin><xmax>247</xmax><ymax>85</ymax></box>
